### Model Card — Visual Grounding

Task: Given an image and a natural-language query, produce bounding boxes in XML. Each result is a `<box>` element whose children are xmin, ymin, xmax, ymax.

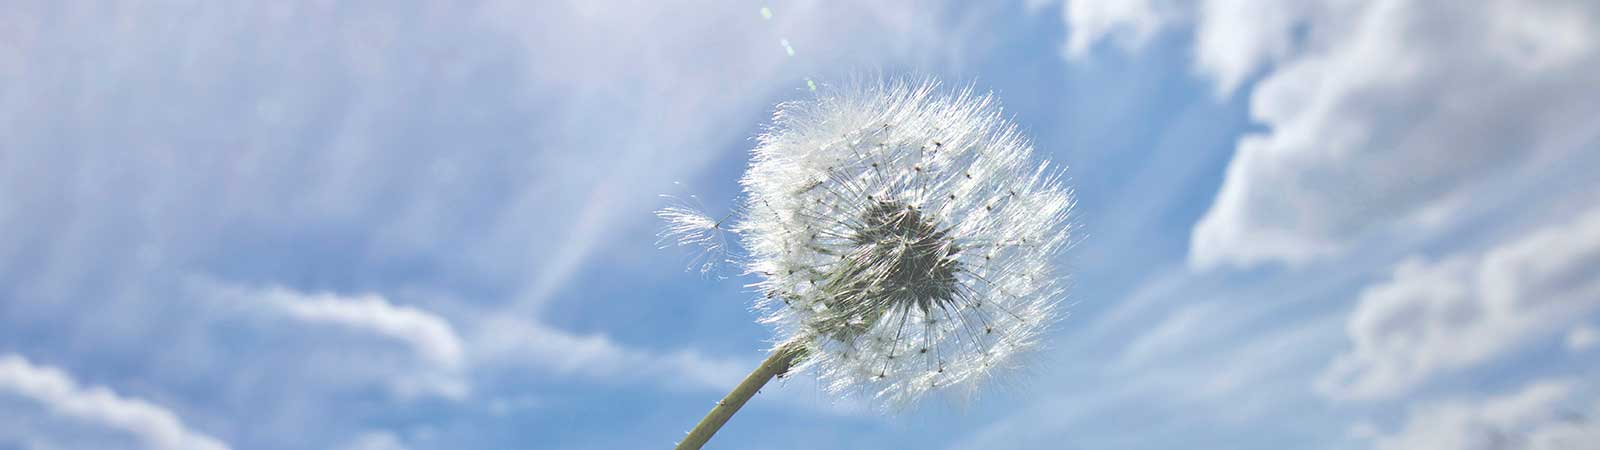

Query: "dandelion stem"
<box><xmin>675</xmin><ymin>343</ymin><xmax>804</xmax><ymax>450</ymax></box>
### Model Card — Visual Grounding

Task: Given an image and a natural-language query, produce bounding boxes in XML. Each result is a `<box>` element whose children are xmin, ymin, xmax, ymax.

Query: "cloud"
<box><xmin>1190</xmin><ymin>0</ymin><xmax>1310</xmax><ymax>95</ymax></box>
<box><xmin>1060</xmin><ymin>0</ymin><xmax>1186</xmax><ymax>57</ymax></box>
<box><xmin>197</xmin><ymin>280</ymin><xmax>831</xmax><ymax>421</ymax></box>
<box><xmin>1113</xmin><ymin>302</ymin><xmax>1221</xmax><ymax>368</ymax></box>
<box><xmin>0</xmin><ymin>354</ymin><xmax>229</xmax><ymax>450</ymax></box>
<box><xmin>1359</xmin><ymin>378</ymin><xmax>1600</xmax><ymax>450</ymax></box>
<box><xmin>466</xmin><ymin>316</ymin><xmax>871</xmax><ymax>416</ymax></box>
<box><xmin>1188</xmin><ymin>0</ymin><xmax>1600</xmax><ymax>268</ymax></box>
<box><xmin>0</xmin><ymin>278</ymin><xmax>480</xmax><ymax>448</ymax></box>
<box><xmin>193</xmin><ymin>280</ymin><xmax>470</xmax><ymax>400</ymax></box>
<box><xmin>950</xmin><ymin>319</ymin><xmax>1337</xmax><ymax>450</ymax></box>
<box><xmin>469</xmin><ymin>316</ymin><xmax>746</xmax><ymax>391</ymax></box>
<box><xmin>191</xmin><ymin>282</ymin><xmax>763</xmax><ymax>403</ymax></box>
<box><xmin>1319</xmin><ymin>207</ymin><xmax>1600</xmax><ymax>400</ymax></box>
<box><xmin>952</xmin><ymin>268</ymin><xmax>1351</xmax><ymax>449</ymax></box>
<box><xmin>338</xmin><ymin>431</ymin><xmax>411</xmax><ymax>450</ymax></box>
<box><xmin>266</xmin><ymin>288</ymin><xmax>465</xmax><ymax>369</ymax></box>
<box><xmin>1569</xmin><ymin>325</ymin><xmax>1600</xmax><ymax>353</ymax></box>
<box><xmin>10</xmin><ymin>273</ymin><xmax>474</xmax><ymax>449</ymax></box>
<box><xmin>1055</xmin><ymin>0</ymin><xmax>1600</xmax><ymax>268</ymax></box>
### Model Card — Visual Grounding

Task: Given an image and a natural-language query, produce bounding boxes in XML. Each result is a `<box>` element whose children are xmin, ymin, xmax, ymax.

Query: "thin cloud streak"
<box><xmin>0</xmin><ymin>354</ymin><xmax>230</xmax><ymax>450</ymax></box>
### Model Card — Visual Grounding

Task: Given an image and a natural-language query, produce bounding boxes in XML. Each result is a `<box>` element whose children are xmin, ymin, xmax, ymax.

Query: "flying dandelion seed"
<box><xmin>663</xmin><ymin>77</ymin><xmax>1074</xmax><ymax>448</ymax></box>
<box><xmin>655</xmin><ymin>194</ymin><xmax>732</xmax><ymax>277</ymax></box>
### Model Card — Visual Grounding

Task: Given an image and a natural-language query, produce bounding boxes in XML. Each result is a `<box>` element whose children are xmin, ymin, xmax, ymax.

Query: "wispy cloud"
<box><xmin>952</xmin><ymin>268</ymin><xmax>1350</xmax><ymax>449</ymax></box>
<box><xmin>192</xmin><ymin>279</ymin><xmax>472</xmax><ymax>401</ymax></box>
<box><xmin>337</xmin><ymin>431</ymin><xmax>412</xmax><ymax>450</ymax></box>
<box><xmin>1568</xmin><ymin>325</ymin><xmax>1600</xmax><ymax>353</ymax></box>
<box><xmin>0</xmin><ymin>354</ymin><xmax>229</xmax><ymax>450</ymax></box>
<box><xmin>199</xmin><ymin>280</ymin><xmax>786</xmax><ymax>403</ymax></box>
<box><xmin>468</xmin><ymin>316</ymin><xmax>747</xmax><ymax>391</ymax></box>
<box><xmin>268</xmin><ymin>288</ymin><xmax>465</xmax><ymax>370</ymax></box>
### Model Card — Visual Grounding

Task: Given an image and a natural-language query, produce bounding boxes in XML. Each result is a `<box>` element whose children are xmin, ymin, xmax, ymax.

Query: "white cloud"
<box><xmin>1060</xmin><ymin>0</ymin><xmax>1186</xmax><ymax>57</ymax></box>
<box><xmin>1360</xmin><ymin>378</ymin><xmax>1600</xmax><ymax>450</ymax></box>
<box><xmin>1058</xmin><ymin>0</ymin><xmax>1600</xmax><ymax>269</ymax></box>
<box><xmin>952</xmin><ymin>269</ymin><xmax>1351</xmax><ymax>449</ymax></box>
<box><xmin>1188</xmin><ymin>0</ymin><xmax>1600</xmax><ymax>268</ymax></box>
<box><xmin>951</xmin><ymin>316</ymin><xmax>1340</xmax><ymax>450</ymax></box>
<box><xmin>1062</xmin><ymin>0</ymin><xmax>1310</xmax><ymax>93</ymax></box>
<box><xmin>470</xmin><ymin>317</ymin><xmax>746</xmax><ymax>391</ymax></box>
<box><xmin>0</xmin><ymin>354</ymin><xmax>229</xmax><ymax>450</ymax></box>
<box><xmin>339</xmin><ymin>431</ymin><xmax>411</xmax><ymax>450</ymax></box>
<box><xmin>1319</xmin><ymin>207</ymin><xmax>1600</xmax><ymax>400</ymax></box>
<box><xmin>1568</xmin><ymin>325</ymin><xmax>1599</xmax><ymax>352</ymax></box>
<box><xmin>466</xmin><ymin>315</ymin><xmax>874</xmax><ymax>417</ymax></box>
<box><xmin>193</xmin><ymin>280</ymin><xmax>471</xmax><ymax>400</ymax></box>
<box><xmin>1191</xmin><ymin>0</ymin><xmax>1310</xmax><ymax>95</ymax></box>
<box><xmin>1347</xmin><ymin>421</ymin><xmax>1381</xmax><ymax>440</ymax></box>
<box><xmin>1114</xmin><ymin>302</ymin><xmax>1220</xmax><ymax>368</ymax></box>
<box><xmin>266</xmin><ymin>288</ymin><xmax>464</xmax><ymax>369</ymax></box>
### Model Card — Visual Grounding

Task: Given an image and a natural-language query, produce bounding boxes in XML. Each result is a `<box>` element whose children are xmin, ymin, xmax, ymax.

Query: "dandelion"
<box><xmin>663</xmin><ymin>78</ymin><xmax>1074</xmax><ymax>449</ymax></box>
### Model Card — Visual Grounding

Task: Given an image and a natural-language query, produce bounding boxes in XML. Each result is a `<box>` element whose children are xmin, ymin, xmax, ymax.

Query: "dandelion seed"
<box><xmin>655</xmin><ymin>194</ymin><xmax>732</xmax><ymax>276</ymax></box>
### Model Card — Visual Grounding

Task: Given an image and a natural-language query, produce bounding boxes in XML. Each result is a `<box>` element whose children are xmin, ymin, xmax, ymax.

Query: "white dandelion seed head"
<box><xmin>738</xmin><ymin>78</ymin><xmax>1075</xmax><ymax>407</ymax></box>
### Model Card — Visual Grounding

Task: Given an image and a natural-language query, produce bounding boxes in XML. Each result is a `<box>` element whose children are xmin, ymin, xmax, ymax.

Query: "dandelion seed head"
<box><xmin>739</xmin><ymin>78</ymin><xmax>1074</xmax><ymax>407</ymax></box>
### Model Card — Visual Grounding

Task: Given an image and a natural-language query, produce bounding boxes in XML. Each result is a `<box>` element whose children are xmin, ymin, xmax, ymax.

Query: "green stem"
<box><xmin>675</xmin><ymin>344</ymin><xmax>803</xmax><ymax>450</ymax></box>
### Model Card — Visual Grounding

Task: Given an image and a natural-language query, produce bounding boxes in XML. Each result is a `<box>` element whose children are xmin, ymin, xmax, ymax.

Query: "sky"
<box><xmin>2</xmin><ymin>0</ymin><xmax>1599</xmax><ymax>449</ymax></box>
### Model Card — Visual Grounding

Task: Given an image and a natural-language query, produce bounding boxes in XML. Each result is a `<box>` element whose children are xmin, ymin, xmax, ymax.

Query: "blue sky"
<box><xmin>3</xmin><ymin>1</ymin><xmax>1599</xmax><ymax>449</ymax></box>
